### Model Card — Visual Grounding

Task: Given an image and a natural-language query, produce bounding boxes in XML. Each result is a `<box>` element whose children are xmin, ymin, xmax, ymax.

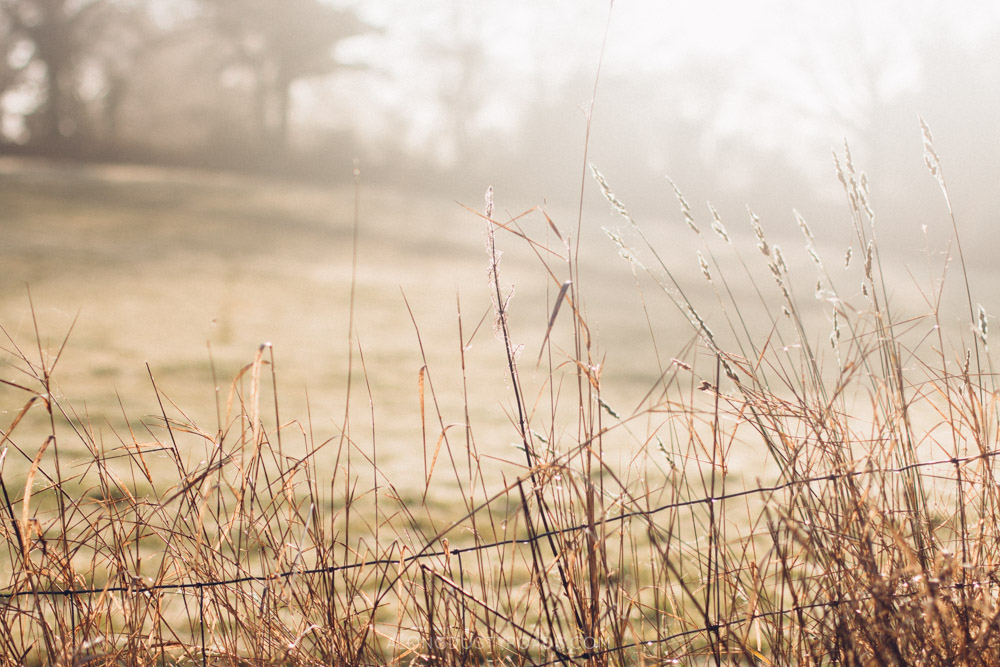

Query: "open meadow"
<box><xmin>0</xmin><ymin>156</ymin><xmax>696</xmax><ymax>490</ymax></box>
<box><xmin>2</xmin><ymin>143</ymin><xmax>1000</xmax><ymax>664</ymax></box>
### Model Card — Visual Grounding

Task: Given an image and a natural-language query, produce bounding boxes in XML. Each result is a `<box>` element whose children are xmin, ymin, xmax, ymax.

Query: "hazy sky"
<box><xmin>287</xmin><ymin>0</ymin><xmax>1000</xmax><ymax>247</ymax></box>
<box><xmin>314</xmin><ymin>1</ymin><xmax>997</xmax><ymax>180</ymax></box>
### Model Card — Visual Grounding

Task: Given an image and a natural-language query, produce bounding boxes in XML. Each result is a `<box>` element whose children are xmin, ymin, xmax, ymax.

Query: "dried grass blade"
<box><xmin>223</xmin><ymin>361</ymin><xmax>256</xmax><ymax>437</ymax></box>
<box><xmin>423</xmin><ymin>424</ymin><xmax>458</xmax><ymax>502</ymax></box>
<box><xmin>0</xmin><ymin>378</ymin><xmax>41</xmax><ymax>395</ymax></box>
<box><xmin>543</xmin><ymin>208</ymin><xmax>564</xmax><ymax>242</ymax></box>
<box><xmin>418</xmin><ymin>366</ymin><xmax>428</xmax><ymax>488</ymax></box>
<box><xmin>537</xmin><ymin>280</ymin><xmax>573</xmax><ymax>366</ymax></box>
<box><xmin>1</xmin><ymin>395</ymin><xmax>42</xmax><ymax>450</ymax></box>
<box><xmin>21</xmin><ymin>435</ymin><xmax>52</xmax><ymax>560</ymax></box>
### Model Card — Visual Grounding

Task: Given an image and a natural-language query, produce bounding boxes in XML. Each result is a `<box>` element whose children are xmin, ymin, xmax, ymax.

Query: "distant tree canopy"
<box><xmin>0</xmin><ymin>0</ymin><xmax>373</xmax><ymax>165</ymax></box>
<box><xmin>203</xmin><ymin>0</ymin><xmax>370</xmax><ymax>151</ymax></box>
<box><xmin>0</xmin><ymin>0</ymin><xmax>995</xmax><ymax>223</ymax></box>
<box><xmin>0</xmin><ymin>0</ymin><xmax>106</xmax><ymax>147</ymax></box>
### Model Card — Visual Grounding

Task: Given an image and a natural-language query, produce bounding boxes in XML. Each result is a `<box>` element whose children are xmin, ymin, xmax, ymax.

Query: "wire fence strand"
<box><xmin>2</xmin><ymin>445</ymin><xmax>993</xmax><ymax>602</ymax></box>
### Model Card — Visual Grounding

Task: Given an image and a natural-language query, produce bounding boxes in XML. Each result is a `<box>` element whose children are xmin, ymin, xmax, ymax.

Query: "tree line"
<box><xmin>0</xmin><ymin>0</ymin><xmax>371</xmax><ymax>172</ymax></box>
<box><xmin>0</xmin><ymin>0</ymin><xmax>996</xmax><ymax>224</ymax></box>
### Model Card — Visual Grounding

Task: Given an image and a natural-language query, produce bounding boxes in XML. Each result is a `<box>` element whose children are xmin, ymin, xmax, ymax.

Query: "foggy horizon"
<box><xmin>0</xmin><ymin>0</ymin><xmax>998</xmax><ymax>295</ymax></box>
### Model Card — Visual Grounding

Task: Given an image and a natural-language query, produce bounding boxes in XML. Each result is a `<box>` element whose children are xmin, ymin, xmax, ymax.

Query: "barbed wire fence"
<box><xmin>1</xmin><ymin>442</ymin><xmax>994</xmax><ymax>663</ymax></box>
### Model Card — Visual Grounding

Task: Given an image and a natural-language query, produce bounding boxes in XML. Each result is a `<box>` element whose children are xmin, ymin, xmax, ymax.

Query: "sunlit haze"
<box><xmin>3</xmin><ymin>2</ymin><xmax>1000</xmax><ymax>659</ymax></box>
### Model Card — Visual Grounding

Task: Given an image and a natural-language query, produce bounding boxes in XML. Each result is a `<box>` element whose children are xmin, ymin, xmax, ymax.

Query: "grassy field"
<box><xmin>2</xmin><ymin>145</ymin><xmax>1000</xmax><ymax>664</ymax></box>
<box><xmin>0</xmin><ymin>157</ymin><xmax>698</xmax><ymax>485</ymax></box>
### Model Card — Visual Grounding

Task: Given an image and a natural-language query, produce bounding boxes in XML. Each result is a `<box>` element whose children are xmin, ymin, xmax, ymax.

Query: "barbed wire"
<box><xmin>1</xmin><ymin>446</ymin><xmax>992</xmax><ymax>602</ymax></box>
<box><xmin>535</xmin><ymin>577</ymin><xmax>998</xmax><ymax>666</ymax></box>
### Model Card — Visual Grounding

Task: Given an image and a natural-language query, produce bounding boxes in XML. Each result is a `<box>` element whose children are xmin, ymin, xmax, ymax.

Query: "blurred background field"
<box><xmin>0</xmin><ymin>154</ymin><xmax>705</xmax><ymax>498</ymax></box>
<box><xmin>0</xmin><ymin>144</ymin><xmax>993</xmax><ymax>502</ymax></box>
<box><xmin>3</xmin><ymin>2</ymin><xmax>1000</xmax><ymax>663</ymax></box>
<box><xmin>2</xmin><ymin>0</ymin><xmax>999</xmax><ymax>400</ymax></box>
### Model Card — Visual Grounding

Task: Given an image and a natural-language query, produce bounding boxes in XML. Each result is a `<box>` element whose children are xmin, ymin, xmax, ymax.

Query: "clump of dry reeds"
<box><xmin>1</xmin><ymin>121</ymin><xmax>998</xmax><ymax>666</ymax></box>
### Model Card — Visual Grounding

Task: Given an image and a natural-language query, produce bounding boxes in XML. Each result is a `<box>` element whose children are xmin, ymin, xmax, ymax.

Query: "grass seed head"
<box><xmin>709</xmin><ymin>203</ymin><xmax>731</xmax><ymax>243</ymax></box>
<box><xmin>668</xmin><ymin>177</ymin><xmax>699</xmax><ymax>234</ymax></box>
<box><xmin>748</xmin><ymin>207</ymin><xmax>770</xmax><ymax>257</ymax></box>
<box><xmin>698</xmin><ymin>251</ymin><xmax>712</xmax><ymax>282</ymax></box>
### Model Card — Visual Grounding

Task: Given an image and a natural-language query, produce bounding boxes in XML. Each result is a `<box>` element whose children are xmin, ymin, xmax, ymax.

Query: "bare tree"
<box><xmin>0</xmin><ymin>0</ymin><xmax>110</xmax><ymax>147</ymax></box>
<box><xmin>85</xmin><ymin>2</ymin><xmax>169</xmax><ymax>149</ymax></box>
<box><xmin>0</xmin><ymin>10</ymin><xmax>25</xmax><ymax>141</ymax></box>
<box><xmin>202</xmin><ymin>0</ymin><xmax>371</xmax><ymax>152</ymax></box>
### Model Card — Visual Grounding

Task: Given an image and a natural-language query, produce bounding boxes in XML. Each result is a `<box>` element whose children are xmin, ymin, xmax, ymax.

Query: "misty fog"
<box><xmin>2</xmin><ymin>1</ymin><xmax>997</xmax><ymax>224</ymax></box>
<box><xmin>2</xmin><ymin>0</ymin><xmax>1000</xmax><ymax>347</ymax></box>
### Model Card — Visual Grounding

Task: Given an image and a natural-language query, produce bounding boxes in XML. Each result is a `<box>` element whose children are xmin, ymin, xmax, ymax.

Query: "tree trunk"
<box><xmin>275</xmin><ymin>75</ymin><xmax>290</xmax><ymax>153</ymax></box>
<box><xmin>43</xmin><ymin>60</ymin><xmax>62</xmax><ymax>144</ymax></box>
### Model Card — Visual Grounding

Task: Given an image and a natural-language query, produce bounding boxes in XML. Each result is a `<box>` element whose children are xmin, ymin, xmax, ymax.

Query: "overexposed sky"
<box><xmin>321</xmin><ymin>0</ymin><xmax>999</xmax><ymax>167</ymax></box>
<box><xmin>292</xmin><ymin>0</ymin><xmax>1000</xmax><ymax>245</ymax></box>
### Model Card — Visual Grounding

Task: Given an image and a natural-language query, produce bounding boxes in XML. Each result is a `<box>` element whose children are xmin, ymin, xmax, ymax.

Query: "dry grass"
<box><xmin>2</xmin><ymin>123</ymin><xmax>1000</xmax><ymax>666</ymax></box>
